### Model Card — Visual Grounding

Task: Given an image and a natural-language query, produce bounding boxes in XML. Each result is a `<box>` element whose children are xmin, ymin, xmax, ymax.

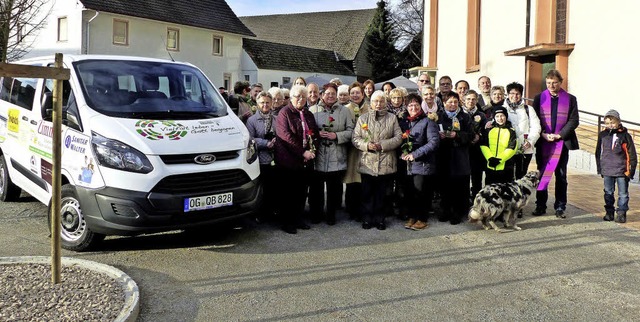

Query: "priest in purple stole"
<box><xmin>531</xmin><ymin>70</ymin><xmax>580</xmax><ymax>218</ymax></box>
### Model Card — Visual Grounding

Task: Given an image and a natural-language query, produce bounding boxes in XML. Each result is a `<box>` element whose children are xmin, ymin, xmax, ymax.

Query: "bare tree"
<box><xmin>0</xmin><ymin>0</ymin><xmax>52</xmax><ymax>62</ymax></box>
<box><xmin>389</xmin><ymin>0</ymin><xmax>423</xmax><ymax>61</ymax></box>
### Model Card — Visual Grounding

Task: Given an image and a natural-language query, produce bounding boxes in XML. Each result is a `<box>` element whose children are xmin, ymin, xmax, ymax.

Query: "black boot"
<box><xmin>603</xmin><ymin>210</ymin><xmax>615</xmax><ymax>221</ymax></box>
<box><xmin>615</xmin><ymin>211</ymin><xmax>627</xmax><ymax>223</ymax></box>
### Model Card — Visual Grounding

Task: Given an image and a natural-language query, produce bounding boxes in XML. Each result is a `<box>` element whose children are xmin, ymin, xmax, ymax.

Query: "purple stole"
<box><xmin>537</xmin><ymin>89</ymin><xmax>570</xmax><ymax>190</ymax></box>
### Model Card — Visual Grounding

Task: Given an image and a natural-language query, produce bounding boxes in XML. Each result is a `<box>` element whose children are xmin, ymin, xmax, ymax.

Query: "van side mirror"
<box><xmin>42</xmin><ymin>92</ymin><xmax>53</xmax><ymax>120</ymax></box>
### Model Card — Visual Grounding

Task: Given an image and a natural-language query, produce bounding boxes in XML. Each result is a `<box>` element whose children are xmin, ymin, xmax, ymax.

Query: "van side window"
<box><xmin>0</xmin><ymin>77</ymin><xmax>12</xmax><ymax>101</ymax></box>
<box><xmin>43</xmin><ymin>79</ymin><xmax>82</xmax><ymax>131</ymax></box>
<box><xmin>11</xmin><ymin>78</ymin><xmax>37</xmax><ymax>110</ymax></box>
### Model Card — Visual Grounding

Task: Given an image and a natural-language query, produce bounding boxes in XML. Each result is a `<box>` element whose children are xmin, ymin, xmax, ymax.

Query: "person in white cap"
<box><xmin>595</xmin><ymin>109</ymin><xmax>637</xmax><ymax>223</ymax></box>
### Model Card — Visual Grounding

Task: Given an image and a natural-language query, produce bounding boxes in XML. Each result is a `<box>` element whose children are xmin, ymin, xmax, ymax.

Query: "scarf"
<box><xmin>507</xmin><ymin>98</ymin><xmax>522</xmax><ymax>109</ymax></box>
<box><xmin>537</xmin><ymin>89</ymin><xmax>570</xmax><ymax>191</ymax></box>
<box><xmin>407</xmin><ymin>109</ymin><xmax>424</xmax><ymax>122</ymax></box>
<box><xmin>445</xmin><ymin>107</ymin><xmax>460</xmax><ymax>119</ymax></box>
<box><xmin>422</xmin><ymin>101</ymin><xmax>438</xmax><ymax>114</ymax></box>
<box><xmin>257</xmin><ymin>109</ymin><xmax>273</xmax><ymax>135</ymax></box>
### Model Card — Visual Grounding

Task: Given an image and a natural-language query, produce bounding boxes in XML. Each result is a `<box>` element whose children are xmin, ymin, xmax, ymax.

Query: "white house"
<box><xmin>419</xmin><ymin>0</ymin><xmax>640</xmax><ymax>121</ymax></box>
<box><xmin>21</xmin><ymin>0</ymin><xmax>255</xmax><ymax>90</ymax></box>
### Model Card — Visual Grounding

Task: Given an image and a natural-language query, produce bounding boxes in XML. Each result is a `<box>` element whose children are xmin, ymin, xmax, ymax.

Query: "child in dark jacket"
<box><xmin>595</xmin><ymin>109</ymin><xmax>637</xmax><ymax>223</ymax></box>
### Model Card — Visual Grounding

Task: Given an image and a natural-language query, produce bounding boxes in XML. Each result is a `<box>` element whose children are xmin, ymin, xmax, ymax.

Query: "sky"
<box><xmin>226</xmin><ymin>0</ymin><xmax>383</xmax><ymax>17</ymax></box>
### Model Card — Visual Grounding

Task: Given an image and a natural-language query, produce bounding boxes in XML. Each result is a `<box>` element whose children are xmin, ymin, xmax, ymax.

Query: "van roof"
<box><xmin>16</xmin><ymin>54</ymin><xmax>190</xmax><ymax>66</ymax></box>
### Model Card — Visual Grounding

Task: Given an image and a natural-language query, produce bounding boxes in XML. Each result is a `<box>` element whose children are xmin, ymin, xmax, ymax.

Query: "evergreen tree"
<box><xmin>365</xmin><ymin>0</ymin><xmax>399</xmax><ymax>82</ymax></box>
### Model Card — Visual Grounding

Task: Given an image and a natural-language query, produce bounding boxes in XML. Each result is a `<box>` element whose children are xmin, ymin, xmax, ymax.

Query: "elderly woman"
<box><xmin>353</xmin><ymin>90</ymin><xmax>402</xmax><ymax>230</ymax></box>
<box><xmin>274</xmin><ymin>85</ymin><xmax>319</xmax><ymax>234</ymax></box>
<box><xmin>268</xmin><ymin>87</ymin><xmax>285</xmax><ymax>116</ymax></box>
<box><xmin>308</xmin><ymin>83</ymin><xmax>354</xmax><ymax>225</ymax></box>
<box><xmin>344</xmin><ymin>82</ymin><xmax>370</xmax><ymax>221</ymax></box>
<box><xmin>399</xmin><ymin>93</ymin><xmax>440</xmax><ymax>230</ymax></box>
<box><xmin>246</xmin><ymin>91</ymin><xmax>277</xmax><ymax>221</ymax></box>
<box><xmin>363</xmin><ymin>79</ymin><xmax>375</xmax><ymax>102</ymax></box>
<box><xmin>281</xmin><ymin>88</ymin><xmax>291</xmax><ymax>108</ymax></box>
<box><xmin>436</xmin><ymin>92</ymin><xmax>474</xmax><ymax>225</ymax></box>
<box><xmin>337</xmin><ymin>84</ymin><xmax>350</xmax><ymax>105</ymax></box>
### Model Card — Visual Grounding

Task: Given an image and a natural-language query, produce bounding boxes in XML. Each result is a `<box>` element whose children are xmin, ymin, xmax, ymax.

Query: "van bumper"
<box><xmin>76</xmin><ymin>177</ymin><xmax>262</xmax><ymax>236</ymax></box>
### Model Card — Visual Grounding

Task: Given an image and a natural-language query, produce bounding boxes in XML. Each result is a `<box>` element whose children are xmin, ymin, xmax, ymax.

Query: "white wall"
<box><xmin>83</xmin><ymin>12</ymin><xmax>243</xmax><ymax>88</ymax></box>
<box><xmin>21</xmin><ymin>0</ymin><xmax>245</xmax><ymax>88</ymax></box>
<box><xmin>19</xmin><ymin>0</ymin><xmax>84</xmax><ymax>59</ymax></box>
<box><xmin>567</xmin><ymin>0</ymin><xmax>640</xmax><ymax>120</ymax></box>
<box><xmin>434</xmin><ymin>0</ymin><xmax>528</xmax><ymax>93</ymax></box>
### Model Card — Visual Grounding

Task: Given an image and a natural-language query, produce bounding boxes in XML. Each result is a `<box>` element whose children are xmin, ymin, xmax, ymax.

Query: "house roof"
<box><xmin>243</xmin><ymin>39</ymin><xmax>354</xmax><ymax>76</ymax></box>
<box><xmin>240</xmin><ymin>9</ymin><xmax>376</xmax><ymax>61</ymax></box>
<box><xmin>80</xmin><ymin>0</ymin><xmax>255</xmax><ymax>37</ymax></box>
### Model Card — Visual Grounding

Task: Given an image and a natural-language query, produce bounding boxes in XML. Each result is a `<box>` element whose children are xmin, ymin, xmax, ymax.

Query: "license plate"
<box><xmin>184</xmin><ymin>192</ymin><xmax>233</xmax><ymax>212</ymax></box>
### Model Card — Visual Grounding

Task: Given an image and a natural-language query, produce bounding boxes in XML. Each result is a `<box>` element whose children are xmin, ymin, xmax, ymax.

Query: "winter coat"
<box><xmin>504</xmin><ymin>100</ymin><xmax>541</xmax><ymax>154</ymax></box>
<box><xmin>399</xmin><ymin>113</ymin><xmax>440</xmax><ymax>175</ymax></box>
<box><xmin>480</xmin><ymin>120</ymin><xmax>518</xmax><ymax>171</ymax></box>
<box><xmin>274</xmin><ymin>104</ymin><xmax>320</xmax><ymax>170</ymax></box>
<box><xmin>595</xmin><ymin>126</ymin><xmax>637</xmax><ymax>179</ymax></box>
<box><xmin>466</xmin><ymin>108</ymin><xmax>488</xmax><ymax>169</ymax></box>
<box><xmin>352</xmin><ymin>108</ymin><xmax>402</xmax><ymax>176</ymax></box>
<box><xmin>344</xmin><ymin>100</ymin><xmax>370</xmax><ymax>183</ymax></box>
<box><xmin>309</xmin><ymin>100</ymin><xmax>354</xmax><ymax>172</ymax></box>
<box><xmin>436</xmin><ymin>108</ymin><xmax>474</xmax><ymax>176</ymax></box>
<box><xmin>246</xmin><ymin>111</ymin><xmax>276</xmax><ymax>165</ymax></box>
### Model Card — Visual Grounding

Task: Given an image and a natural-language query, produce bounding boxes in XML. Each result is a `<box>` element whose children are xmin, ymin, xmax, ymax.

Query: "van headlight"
<box><xmin>91</xmin><ymin>132</ymin><xmax>154</xmax><ymax>173</ymax></box>
<box><xmin>246</xmin><ymin>139</ymin><xmax>257</xmax><ymax>164</ymax></box>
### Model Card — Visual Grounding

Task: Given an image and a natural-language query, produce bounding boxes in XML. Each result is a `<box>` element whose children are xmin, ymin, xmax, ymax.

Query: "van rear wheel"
<box><xmin>0</xmin><ymin>154</ymin><xmax>22</xmax><ymax>202</ymax></box>
<box><xmin>48</xmin><ymin>184</ymin><xmax>104</xmax><ymax>251</ymax></box>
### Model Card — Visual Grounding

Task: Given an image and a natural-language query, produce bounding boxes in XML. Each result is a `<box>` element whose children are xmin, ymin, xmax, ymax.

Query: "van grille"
<box><xmin>151</xmin><ymin>169</ymin><xmax>251</xmax><ymax>194</ymax></box>
<box><xmin>159</xmin><ymin>150</ymin><xmax>239</xmax><ymax>165</ymax></box>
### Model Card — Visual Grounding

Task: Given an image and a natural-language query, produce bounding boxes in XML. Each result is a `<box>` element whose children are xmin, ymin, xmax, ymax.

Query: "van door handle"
<box><xmin>30</xmin><ymin>120</ymin><xmax>38</xmax><ymax>125</ymax></box>
<box><xmin>22</xmin><ymin>116</ymin><xmax>29</xmax><ymax>121</ymax></box>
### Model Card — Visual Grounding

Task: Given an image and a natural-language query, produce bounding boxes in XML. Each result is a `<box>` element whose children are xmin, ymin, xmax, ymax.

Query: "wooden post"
<box><xmin>51</xmin><ymin>53</ymin><xmax>63</xmax><ymax>284</ymax></box>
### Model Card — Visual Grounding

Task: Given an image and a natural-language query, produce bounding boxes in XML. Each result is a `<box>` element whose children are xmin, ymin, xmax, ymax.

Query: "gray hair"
<box><xmin>256</xmin><ymin>91</ymin><xmax>273</xmax><ymax>101</ymax></box>
<box><xmin>421</xmin><ymin>84</ymin><xmax>436</xmax><ymax>95</ymax></box>
<box><xmin>370</xmin><ymin>90</ymin><xmax>387</xmax><ymax>102</ymax></box>
<box><xmin>337</xmin><ymin>84</ymin><xmax>349</xmax><ymax>95</ymax></box>
<box><xmin>290</xmin><ymin>85</ymin><xmax>308</xmax><ymax>97</ymax></box>
<box><xmin>268</xmin><ymin>87</ymin><xmax>282</xmax><ymax>99</ymax></box>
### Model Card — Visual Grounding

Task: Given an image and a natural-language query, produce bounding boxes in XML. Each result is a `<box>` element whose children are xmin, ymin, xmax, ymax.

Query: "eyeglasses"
<box><xmin>439</xmin><ymin>83</ymin><xmax>452</xmax><ymax>86</ymax></box>
<box><xmin>418</xmin><ymin>79</ymin><xmax>429</xmax><ymax>83</ymax></box>
<box><xmin>291</xmin><ymin>95</ymin><xmax>306</xmax><ymax>99</ymax></box>
<box><xmin>390</xmin><ymin>96</ymin><xmax>403</xmax><ymax>100</ymax></box>
<box><xmin>370</xmin><ymin>99</ymin><xmax>384</xmax><ymax>104</ymax></box>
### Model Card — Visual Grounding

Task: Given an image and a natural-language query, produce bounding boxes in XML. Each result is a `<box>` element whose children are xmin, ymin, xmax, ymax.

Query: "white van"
<box><xmin>0</xmin><ymin>55</ymin><xmax>261</xmax><ymax>251</ymax></box>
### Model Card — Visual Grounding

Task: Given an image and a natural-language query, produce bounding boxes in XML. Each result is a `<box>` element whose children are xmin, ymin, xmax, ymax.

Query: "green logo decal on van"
<box><xmin>135</xmin><ymin>120</ymin><xmax>188</xmax><ymax>140</ymax></box>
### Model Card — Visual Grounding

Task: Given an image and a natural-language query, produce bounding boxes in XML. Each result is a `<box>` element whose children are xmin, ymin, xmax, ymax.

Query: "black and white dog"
<box><xmin>468</xmin><ymin>170</ymin><xmax>540</xmax><ymax>232</ymax></box>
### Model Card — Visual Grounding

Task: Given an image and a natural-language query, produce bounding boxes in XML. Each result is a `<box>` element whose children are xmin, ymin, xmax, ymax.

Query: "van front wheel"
<box><xmin>0</xmin><ymin>154</ymin><xmax>22</xmax><ymax>202</ymax></box>
<box><xmin>48</xmin><ymin>184</ymin><xmax>104</xmax><ymax>251</ymax></box>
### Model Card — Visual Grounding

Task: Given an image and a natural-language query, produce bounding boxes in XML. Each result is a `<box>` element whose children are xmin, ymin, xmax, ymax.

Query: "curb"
<box><xmin>0</xmin><ymin>256</ymin><xmax>139</xmax><ymax>322</ymax></box>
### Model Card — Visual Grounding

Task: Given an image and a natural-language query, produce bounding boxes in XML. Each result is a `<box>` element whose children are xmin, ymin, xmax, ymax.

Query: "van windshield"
<box><xmin>73</xmin><ymin>60</ymin><xmax>228</xmax><ymax>119</ymax></box>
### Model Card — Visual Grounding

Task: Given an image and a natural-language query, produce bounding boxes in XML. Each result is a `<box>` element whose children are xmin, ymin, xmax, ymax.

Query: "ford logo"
<box><xmin>194</xmin><ymin>154</ymin><xmax>216</xmax><ymax>165</ymax></box>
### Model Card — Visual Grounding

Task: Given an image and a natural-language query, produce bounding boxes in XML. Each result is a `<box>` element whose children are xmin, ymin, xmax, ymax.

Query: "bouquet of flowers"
<box><xmin>361</xmin><ymin>123</ymin><xmax>371</xmax><ymax>143</ymax></box>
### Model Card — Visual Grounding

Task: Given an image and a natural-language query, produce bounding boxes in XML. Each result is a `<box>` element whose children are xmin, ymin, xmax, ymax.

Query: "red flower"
<box><xmin>328</xmin><ymin>116</ymin><xmax>335</xmax><ymax>122</ymax></box>
<box><xmin>306</xmin><ymin>129</ymin><xmax>314</xmax><ymax>136</ymax></box>
<box><xmin>402</xmin><ymin>130</ymin><xmax>410</xmax><ymax>139</ymax></box>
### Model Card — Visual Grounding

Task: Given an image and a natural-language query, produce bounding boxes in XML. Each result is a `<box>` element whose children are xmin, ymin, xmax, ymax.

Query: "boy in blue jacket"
<box><xmin>595</xmin><ymin>110</ymin><xmax>637</xmax><ymax>223</ymax></box>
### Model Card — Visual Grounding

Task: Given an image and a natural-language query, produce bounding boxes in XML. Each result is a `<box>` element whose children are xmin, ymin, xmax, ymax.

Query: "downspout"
<box><xmin>84</xmin><ymin>10</ymin><xmax>99</xmax><ymax>54</ymax></box>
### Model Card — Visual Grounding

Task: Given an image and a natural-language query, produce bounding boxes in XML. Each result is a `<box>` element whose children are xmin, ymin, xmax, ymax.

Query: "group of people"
<box><xmin>230</xmin><ymin>69</ymin><xmax>635</xmax><ymax>234</ymax></box>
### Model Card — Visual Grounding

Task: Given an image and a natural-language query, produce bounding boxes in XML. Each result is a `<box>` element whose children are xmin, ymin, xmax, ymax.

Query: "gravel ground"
<box><xmin>0</xmin><ymin>263</ymin><xmax>124</xmax><ymax>321</ymax></box>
